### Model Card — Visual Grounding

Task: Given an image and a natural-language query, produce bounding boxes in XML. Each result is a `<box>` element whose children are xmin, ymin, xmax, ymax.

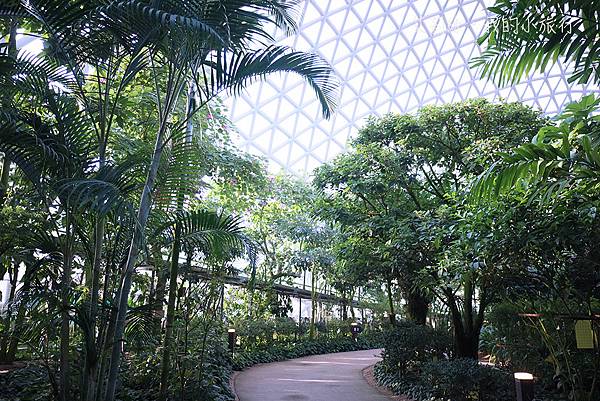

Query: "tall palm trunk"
<box><xmin>158</xmin><ymin>223</ymin><xmax>181</xmax><ymax>401</ymax></box>
<box><xmin>385</xmin><ymin>275</ymin><xmax>396</xmax><ymax>325</ymax></box>
<box><xmin>84</xmin><ymin>106</ymin><xmax>110</xmax><ymax>401</ymax></box>
<box><xmin>151</xmin><ymin>245</ymin><xmax>168</xmax><ymax>333</ymax></box>
<box><xmin>59</xmin><ymin>211</ymin><xmax>73</xmax><ymax>401</ymax></box>
<box><xmin>309</xmin><ymin>266</ymin><xmax>316</xmax><ymax>338</ymax></box>
<box><xmin>0</xmin><ymin>19</ymin><xmax>18</xmax><ymax>207</ymax></box>
<box><xmin>83</xmin><ymin>217</ymin><xmax>104</xmax><ymax>401</ymax></box>
<box><xmin>0</xmin><ymin>156</ymin><xmax>9</xmax><ymax>206</ymax></box>
<box><xmin>159</xmin><ymin>82</ymin><xmax>195</xmax><ymax>401</ymax></box>
<box><xmin>104</xmin><ymin>42</ymin><xmax>191</xmax><ymax>399</ymax></box>
<box><xmin>0</xmin><ymin>259</ymin><xmax>17</xmax><ymax>362</ymax></box>
<box><xmin>104</xmin><ymin>124</ymin><xmax>168</xmax><ymax>401</ymax></box>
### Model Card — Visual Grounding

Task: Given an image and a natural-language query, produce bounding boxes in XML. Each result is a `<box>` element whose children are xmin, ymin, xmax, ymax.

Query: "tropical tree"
<box><xmin>314</xmin><ymin>147</ymin><xmax>431</xmax><ymax>324</ymax></box>
<box><xmin>317</xmin><ymin>99</ymin><xmax>546</xmax><ymax>357</ymax></box>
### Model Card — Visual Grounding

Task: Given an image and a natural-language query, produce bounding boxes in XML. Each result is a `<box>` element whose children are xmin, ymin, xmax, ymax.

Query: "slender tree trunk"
<box><xmin>298</xmin><ymin>269</ymin><xmax>306</xmax><ymax>337</ymax></box>
<box><xmin>358</xmin><ymin>288</ymin><xmax>364</xmax><ymax>322</ymax></box>
<box><xmin>59</xmin><ymin>212</ymin><xmax>73</xmax><ymax>401</ymax></box>
<box><xmin>152</xmin><ymin>246</ymin><xmax>168</xmax><ymax>333</ymax></box>
<box><xmin>6</xmin><ymin>301</ymin><xmax>24</xmax><ymax>362</ymax></box>
<box><xmin>95</xmin><ymin>307</ymin><xmax>116</xmax><ymax>401</ymax></box>
<box><xmin>0</xmin><ymin>157</ymin><xmax>9</xmax><ymax>206</ymax></box>
<box><xmin>83</xmin><ymin>217</ymin><xmax>104</xmax><ymax>401</ymax></box>
<box><xmin>0</xmin><ymin>19</ymin><xmax>18</xmax><ymax>207</ymax></box>
<box><xmin>309</xmin><ymin>267</ymin><xmax>316</xmax><ymax>338</ymax></box>
<box><xmin>6</xmin><ymin>260</ymin><xmax>34</xmax><ymax>362</ymax></box>
<box><xmin>246</xmin><ymin>262</ymin><xmax>257</xmax><ymax>318</ymax></box>
<box><xmin>159</xmin><ymin>81</ymin><xmax>195</xmax><ymax>401</ymax></box>
<box><xmin>159</xmin><ymin>223</ymin><xmax>181</xmax><ymax>401</ymax></box>
<box><xmin>385</xmin><ymin>275</ymin><xmax>396</xmax><ymax>324</ymax></box>
<box><xmin>341</xmin><ymin>290</ymin><xmax>348</xmax><ymax>321</ymax></box>
<box><xmin>405</xmin><ymin>289</ymin><xmax>429</xmax><ymax>325</ymax></box>
<box><xmin>104</xmin><ymin>125</ymin><xmax>167</xmax><ymax>401</ymax></box>
<box><xmin>219</xmin><ymin>282</ymin><xmax>225</xmax><ymax>320</ymax></box>
<box><xmin>0</xmin><ymin>260</ymin><xmax>17</xmax><ymax>362</ymax></box>
<box><xmin>94</xmin><ymin>249</ymin><xmax>119</xmax><ymax>401</ymax></box>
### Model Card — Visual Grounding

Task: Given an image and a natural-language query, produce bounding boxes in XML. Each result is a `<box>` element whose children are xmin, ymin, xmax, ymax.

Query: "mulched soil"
<box><xmin>361</xmin><ymin>364</ymin><xmax>413</xmax><ymax>401</ymax></box>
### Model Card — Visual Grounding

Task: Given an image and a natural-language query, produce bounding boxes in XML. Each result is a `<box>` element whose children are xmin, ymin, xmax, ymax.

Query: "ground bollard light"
<box><xmin>228</xmin><ymin>328</ymin><xmax>236</xmax><ymax>356</ymax></box>
<box><xmin>514</xmin><ymin>372</ymin><xmax>534</xmax><ymax>401</ymax></box>
<box><xmin>350</xmin><ymin>322</ymin><xmax>361</xmax><ymax>341</ymax></box>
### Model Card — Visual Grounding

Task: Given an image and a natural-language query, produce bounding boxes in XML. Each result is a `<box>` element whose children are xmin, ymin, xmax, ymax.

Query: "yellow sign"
<box><xmin>575</xmin><ymin>320</ymin><xmax>595</xmax><ymax>349</ymax></box>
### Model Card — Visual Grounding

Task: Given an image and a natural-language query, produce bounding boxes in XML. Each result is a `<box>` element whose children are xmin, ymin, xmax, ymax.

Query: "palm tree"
<box><xmin>470</xmin><ymin>1</ymin><xmax>600</xmax><ymax>202</ymax></box>
<box><xmin>1</xmin><ymin>1</ymin><xmax>339</xmax><ymax>400</ymax></box>
<box><xmin>472</xmin><ymin>94</ymin><xmax>600</xmax><ymax>201</ymax></box>
<box><xmin>471</xmin><ymin>0</ymin><xmax>600</xmax><ymax>86</ymax></box>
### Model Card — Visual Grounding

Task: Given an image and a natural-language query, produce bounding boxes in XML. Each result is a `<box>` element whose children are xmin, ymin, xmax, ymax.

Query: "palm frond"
<box><xmin>153</xmin><ymin>130</ymin><xmax>205</xmax><ymax>211</ymax></box>
<box><xmin>0</xmin><ymin>89</ymin><xmax>94</xmax><ymax>185</ymax></box>
<box><xmin>471</xmin><ymin>95</ymin><xmax>600</xmax><ymax>200</ymax></box>
<box><xmin>155</xmin><ymin>210</ymin><xmax>249</xmax><ymax>260</ymax></box>
<box><xmin>124</xmin><ymin>303</ymin><xmax>158</xmax><ymax>345</ymax></box>
<box><xmin>55</xmin><ymin>161</ymin><xmax>140</xmax><ymax>216</ymax></box>
<box><xmin>472</xmin><ymin>0</ymin><xmax>600</xmax><ymax>86</ymax></box>
<box><xmin>99</xmin><ymin>1</ymin><xmax>225</xmax><ymax>46</ymax></box>
<box><xmin>0</xmin><ymin>52</ymin><xmax>75</xmax><ymax>100</ymax></box>
<box><xmin>197</xmin><ymin>45</ymin><xmax>339</xmax><ymax>119</ymax></box>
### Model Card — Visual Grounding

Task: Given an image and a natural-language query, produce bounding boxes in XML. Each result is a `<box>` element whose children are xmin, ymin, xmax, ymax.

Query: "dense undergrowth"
<box><xmin>373</xmin><ymin>320</ymin><xmax>592</xmax><ymax>401</ymax></box>
<box><xmin>0</xmin><ymin>321</ymin><xmax>382</xmax><ymax>401</ymax></box>
<box><xmin>232</xmin><ymin>333</ymin><xmax>382</xmax><ymax>371</ymax></box>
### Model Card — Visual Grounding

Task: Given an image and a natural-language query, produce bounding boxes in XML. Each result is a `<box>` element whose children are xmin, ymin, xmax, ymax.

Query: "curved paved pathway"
<box><xmin>234</xmin><ymin>349</ymin><xmax>390</xmax><ymax>401</ymax></box>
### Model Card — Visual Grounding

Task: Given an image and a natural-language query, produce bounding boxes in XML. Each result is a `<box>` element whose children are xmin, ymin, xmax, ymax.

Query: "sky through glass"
<box><xmin>224</xmin><ymin>0</ymin><xmax>592</xmax><ymax>174</ymax></box>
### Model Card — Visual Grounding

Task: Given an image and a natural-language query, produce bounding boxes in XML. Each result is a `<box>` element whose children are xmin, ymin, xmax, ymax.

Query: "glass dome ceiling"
<box><xmin>225</xmin><ymin>0</ymin><xmax>592</xmax><ymax>174</ymax></box>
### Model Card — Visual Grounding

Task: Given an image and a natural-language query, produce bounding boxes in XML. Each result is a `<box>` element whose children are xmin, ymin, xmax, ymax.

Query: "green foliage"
<box><xmin>375</xmin><ymin>357</ymin><xmax>512</xmax><ymax>401</ymax></box>
<box><xmin>417</xmin><ymin>359</ymin><xmax>512</xmax><ymax>401</ymax></box>
<box><xmin>232</xmin><ymin>317</ymin><xmax>297</xmax><ymax>349</ymax></box>
<box><xmin>232</xmin><ymin>335</ymin><xmax>383</xmax><ymax>371</ymax></box>
<box><xmin>379</xmin><ymin>321</ymin><xmax>453</xmax><ymax>376</ymax></box>
<box><xmin>479</xmin><ymin>303</ymin><xmax>547</xmax><ymax>373</ymax></box>
<box><xmin>120</xmin><ymin>329</ymin><xmax>236</xmax><ymax>401</ymax></box>
<box><xmin>0</xmin><ymin>365</ymin><xmax>53</xmax><ymax>401</ymax></box>
<box><xmin>472</xmin><ymin>1</ymin><xmax>600</xmax><ymax>86</ymax></box>
<box><xmin>473</xmin><ymin>94</ymin><xmax>600</xmax><ymax>202</ymax></box>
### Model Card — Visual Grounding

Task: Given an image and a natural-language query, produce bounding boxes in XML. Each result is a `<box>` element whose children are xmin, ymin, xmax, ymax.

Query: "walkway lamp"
<box><xmin>350</xmin><ymin>322</ymin><xmax>361</xmax><ymax>341</ymax></box>
<box><xmin>514</xmin><ymin>372</ymin><xmax>534</xmax><ymax>401</ymax></box>
<box><xmin>228</xmin><ymin>328</ymin><xmax>236</xmax><ymax>356</ymax></box>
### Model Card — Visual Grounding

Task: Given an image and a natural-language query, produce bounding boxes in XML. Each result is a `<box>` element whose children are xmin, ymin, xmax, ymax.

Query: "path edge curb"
<box><xmin>230</xmin><ymin>370</ymin><xmax>241</xmax><ymax>401</ymax></box>
<box><xmin>362</xmin><ymin>364</ymin><xmax>409</xmax><ymax>401</ymax></box>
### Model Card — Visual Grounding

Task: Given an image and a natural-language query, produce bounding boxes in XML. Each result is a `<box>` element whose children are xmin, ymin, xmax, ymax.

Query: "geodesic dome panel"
<box><xmin>225</xmin><ymin>0</ymin><xmax>592</xmax><ymax>174</ymax></box>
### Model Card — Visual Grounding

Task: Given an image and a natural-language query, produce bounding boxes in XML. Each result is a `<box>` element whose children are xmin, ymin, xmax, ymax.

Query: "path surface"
<box><xmin>234</xmin><ymin>349</ymin><xmax>390</xmax><ymax>401</ymax></box>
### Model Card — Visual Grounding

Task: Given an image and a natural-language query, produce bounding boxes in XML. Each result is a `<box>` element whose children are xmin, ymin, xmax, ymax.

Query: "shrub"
<box><xmin>375</xmin><ymin>321</ymin><xmax>513</xmax><ymax>401</ymax></box>
<box><xmin>416</xmin><ymin>358</ymin><xmax>512</xmax><ymax>401</ymax></box>
<box><xmin>0</xmin><ymin>364</ymin><xmax>52</xmax><ymax>401</ymax></box>
<box><xmin>380</xmin><ymin>320</ymin><xmax>453</xmax><ymax>376</ymax></box>
<box><xmin>232</xmin><ymin>332</ymin><xmax>383</xmax><ymax>371</ymax></box>
<box><xmin>375</xmin><ymin>358</ymin><xmax>513</xmax><ymax>401</ymax></box>
<box><xmin>480</xmin><ymin>302</ymin><xmax>547</xmax><ymax>373</ymax></box>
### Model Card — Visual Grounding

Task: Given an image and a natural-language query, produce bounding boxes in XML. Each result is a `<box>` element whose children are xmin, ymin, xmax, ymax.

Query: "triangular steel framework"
<box><xmin>225</xmin><ymin>0</ymin><xmax>591</xmax><ymax>174</ymax></box>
